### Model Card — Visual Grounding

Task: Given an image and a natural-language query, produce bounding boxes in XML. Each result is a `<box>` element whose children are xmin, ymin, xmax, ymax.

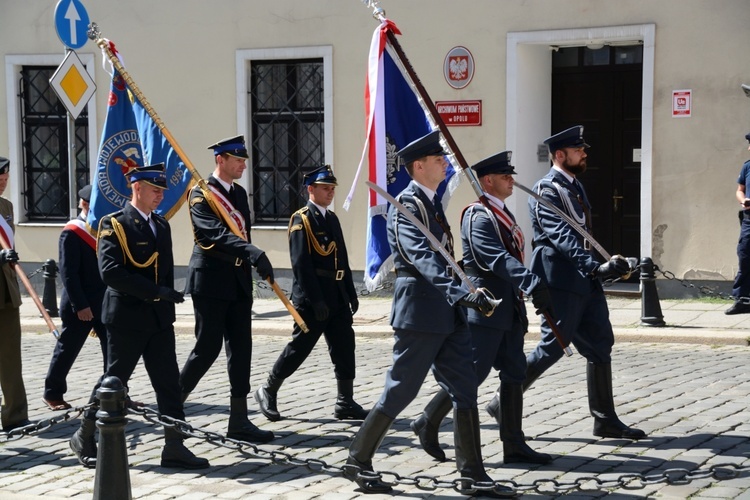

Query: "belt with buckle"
<box><xmin>194</xmin><ymin>247</ymin><xmax>243</xmax><ymax>266</ymax></box>
<box><xmin>315</xmin><ymin>269</ymin><xmax>345</xmax><ymax>280</ymax></box>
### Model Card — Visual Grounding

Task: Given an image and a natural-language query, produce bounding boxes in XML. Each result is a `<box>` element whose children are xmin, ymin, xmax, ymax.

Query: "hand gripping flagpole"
<box><xmin>87</xmin><ymin>23</ymin><xmax>309</xmax><ymax>333</ymax></box>
<box><xmin>0</xmin><ymin>232</ymin><xmax>60</xmax><ymax>339</ymax></box>
<box><xmin>362</xmin><ymin>1</ymin><xmax>572</xmax><ymax>355</ymax></box>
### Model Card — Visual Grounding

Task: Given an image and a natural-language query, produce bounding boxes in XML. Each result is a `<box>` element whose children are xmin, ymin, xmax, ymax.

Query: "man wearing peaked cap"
<box><xmin>179</xmin><ymin>134</ymin><xmax>275</xmax><ymax>444</ymax></box>
<box><xmin>71</xmin><ymin>163</ymin><xmax>209</xmax><ymax>469</ymax></box>
<box><xmin>544</xmin><ymin>125</ymin><xmax>590</xmax><ymax>155</ymax></box>
<box><xmin>344</xmin><ymin>130</ymin><xmax>513</xmax><ymax>497</ymax></box>
<box><xmin>206</xmin><ymin>135</ymin><xmax>250</xmax><ymax>159</ymax></box>
<box><xmin>0</xmin><ymin>155</ymin><xmax>32</xmax><ymax>434</ymax></box>
<box><xmin>411</xmin><ymin>150</ymin><xmax>553</xmax><ymax>465</ymax></box>
<box><xmin>256</xmin><ymin>164</ymin><xmax>369</xmax><ymax>423</ymax></box>
<box><xmin>396</xmin><ymin>130</ymin><xmax>448</xmax><ymax>166</ymax></box>
<box><xmin>525</xmin><ymin>125</ymin><xmax>646</xmax><ymax>442</ymax></box>
<box><xmin>43</xmin><ymin>183</ymin><xmax>108</xmax><ymax>412</ymax></box>
<box><xmin>726</xmin><ymin>132</ymin><xmax>750</xmax><ymax>315</ymax></box>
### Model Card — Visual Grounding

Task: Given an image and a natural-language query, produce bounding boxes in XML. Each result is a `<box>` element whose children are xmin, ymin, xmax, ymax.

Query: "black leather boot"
<box><xmin>334</xmin><ymin>379</ymin><xmax>369</xmax><ymax>420</ymax></box>
<box><xmin>254</xmin><ymin>373</ymin><xmax>284</xmax><ymax>422</ymax></box>
<box><xmin>499</xmin><ymin>383</ymin><xmax>552</xmax><ymax>464</ymax></box>
<box><xmin>344</xmin><ymin>407</ymin><xmax>394</xmax><ymax>493</ymax></box>
<box><xmin>227</xmin><ymin>397</ymin><xmax>274</xmax><ymax>443</ymax></box>
<box><xmin>485</xmin><ymin>388</ymin><xmax>500</xmax><ymax>422</ymax></box>
<box><xmin>410</xmin><ymin>388</ymin><xmax>452</xmax><ymax>462</ymax></box>
<box><xmin>454</xmin><ymin>408</ymin><xmax>516</xmax><ymax>498</ymax></box>
<box><xmin>587</xmin><ymin>362</ymin><xmax>646</xmax><ymax>440</ymax></box>
<box><xmin>69</xmin><ymin>418</ymin><xmax>97</xmax><ymax>469</ymax></box>
<box><xmin>521</xmin><ymin>358</ymin><xmax>547</xmax><ymax>393</ymax></box>
<box><xmin>161</xmin><ymin>427</ymin><xmax>210</xmax><ymax>469</ymax></box>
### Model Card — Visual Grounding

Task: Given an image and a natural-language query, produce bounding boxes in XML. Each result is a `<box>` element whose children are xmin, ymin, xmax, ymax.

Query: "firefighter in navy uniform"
<box><xmin>525</xmin><ymin>126</ymin><xmax>645</xmax><ymax>440</ymax></box>
<box><xmin>69</xmin><ymin>163</ymin><xmax>209</xmax><ymax>469</ymax></box>
<box><xmin>179</xmin><ymin>135</ymin><xmax>274</xmax><ymax>443</ymax></box>
<box><xmin>254</xmin><ymin>165</ymin><xmax>368</xmax><ymax>422</ymax></box>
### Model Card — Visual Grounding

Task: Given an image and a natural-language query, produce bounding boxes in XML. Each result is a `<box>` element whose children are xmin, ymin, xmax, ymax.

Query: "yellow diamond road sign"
<box><xmin>49</xmin><ymin>50</ymin><xmax>96</xmax><ymax>119</ymax></box>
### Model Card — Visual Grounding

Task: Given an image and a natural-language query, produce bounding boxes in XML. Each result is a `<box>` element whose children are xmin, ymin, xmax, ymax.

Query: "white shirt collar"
<box><xmin>131</xmin><ymin>204</ymin><xmax>151</xmax><ymax>221</ymax></box>
<box><xmin>412</xmin><ymin>180</ymin><xmax>437</xmax><ymax>202</ymax></box>
<box><xmin>482</xmin><ymin>191</ymin><xmax>505</xmax><ymax>210</ymax></box>
<box><xmin>310</xmin><ymin>201</ymin><xmax>328</xmax><ymax>217</ymax></box>
<box><xmin>211</xmin><ymin>173</ymin><xmax>233</xmax><ymax>194</ymax></box>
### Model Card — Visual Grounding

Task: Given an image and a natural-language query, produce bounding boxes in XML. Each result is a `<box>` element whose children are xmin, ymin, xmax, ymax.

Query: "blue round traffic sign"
<box><xmin>54</xmin><ymin>0</ymin><xmax>90</xmax><ymax>50</ymax></box>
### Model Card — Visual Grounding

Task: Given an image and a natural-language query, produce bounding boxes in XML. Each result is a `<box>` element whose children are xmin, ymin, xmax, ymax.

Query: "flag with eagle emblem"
<box><xmin>344</xmin><ymin>19</ymin><xmax>459</xmax><ymax>291</ymax></box>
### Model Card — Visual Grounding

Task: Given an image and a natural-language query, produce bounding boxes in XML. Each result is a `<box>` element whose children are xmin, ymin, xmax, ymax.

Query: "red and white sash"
<box><xmin>0</xmin><ymin>213</ymin><xmax>14</xmax><ymax>249</ymax></box>
<box><xmin>64</xmin><ymin>218</ymin><xmax>97</xmax><ymax>251</ymax></box>
<box><xmin>208</xmin><ymin>185</ymin><xmax>247</xmax><ymax>239</ymax></box>
<box><xmin>469</xmin><ymin>200</ymin><xmax>525</xmax><ymax>263</ymax></box>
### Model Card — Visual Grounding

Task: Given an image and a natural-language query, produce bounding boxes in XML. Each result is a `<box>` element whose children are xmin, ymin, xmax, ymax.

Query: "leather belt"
<box><xmin>194</xmin><ymin>247</ymin><xmax>243</xmax><ymax>267</ymax></box>
<box><xmin>394</xmin><ymin>267</ymin><xmax>419</xmax><ymax>278</ymax></box>
<box><xmin>315</xmin><ymin>269</ymin><xmax>345</xmax><ymax>281</ymax></box>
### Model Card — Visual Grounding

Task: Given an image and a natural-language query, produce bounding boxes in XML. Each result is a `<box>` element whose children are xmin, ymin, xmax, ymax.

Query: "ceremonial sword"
<box><xmin>514</xmin><ymin>180</ymin><xmax>638</xmax><ymax>277</ymax></box>
<box><xmin>365</xmin><ymin>181</ymin><xmax>501</xmax><ymax>316</ymax></box>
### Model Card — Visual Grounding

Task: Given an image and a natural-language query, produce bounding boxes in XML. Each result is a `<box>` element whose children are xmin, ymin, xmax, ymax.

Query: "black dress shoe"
<box><xmin>594</xmin><ymin>418</ymin><xmax>647</xmax><ymax>440</ymax></box>
<box><xmin>725</xmin><ymin>301</ymin><xmax>750</xmax><ymax>315</ymax></box>
<box><xmin>161</xmin><ymin>441</ymin><xmax>210</xmax><ymax>469</ymax></box>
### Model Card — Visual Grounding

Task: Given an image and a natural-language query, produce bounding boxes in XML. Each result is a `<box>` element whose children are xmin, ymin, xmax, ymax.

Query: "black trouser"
<box><xmin>44</xmin><ymin>310</ymin><xmax>107</xmax><ymax>400</ymax></box>
<box><xmin>271</xmin><ymin>304</ymin><xmax>355</xmax><ymax>380</ymax></box>
<box><xmin>84</xmin><ymin>322</ymin><xmax>184</xmax><ymax>422</ymax></box>
<box><xmin>180</xmin><ymin>294</ymin><xmax>252</xmax><ymax>397</ymax></box>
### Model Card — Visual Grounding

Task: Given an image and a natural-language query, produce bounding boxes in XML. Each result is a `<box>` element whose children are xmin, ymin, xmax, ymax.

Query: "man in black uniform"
<box><xmin>43</xmin><ymin>184</ymin><xmax>107</xmax><ymax>411</ymax></box>
<box><xmin>254</xmin><ymin>165</ymin><xmax>367</xmax><ymax>422</ymax></box>
<box><xmin>69</xmin><ymin>163</ymin><xmax>208</xmax><ymax>469</ymax></box>
<box><xmin>179</xmin><ymin>135</ymin><xmax>274</xmax><ymax>443</ymax></box>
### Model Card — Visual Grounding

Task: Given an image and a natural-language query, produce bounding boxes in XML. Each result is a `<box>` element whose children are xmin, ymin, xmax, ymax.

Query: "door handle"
<box><xmin>613</xmin><ymin>189</ymin><xmax>623</xmax><ymax>213</ymax></box>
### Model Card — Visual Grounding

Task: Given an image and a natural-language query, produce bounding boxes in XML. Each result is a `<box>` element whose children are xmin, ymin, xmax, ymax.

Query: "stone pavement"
<box><xmin>1</xmin><ymin>293</ymin><xmax>749</xmax><ymax>499</ymax></box>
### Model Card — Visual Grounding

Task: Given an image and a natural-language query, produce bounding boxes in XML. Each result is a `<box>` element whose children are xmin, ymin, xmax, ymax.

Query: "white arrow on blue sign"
<box><xmin>54</xmin><ymin>0</ymin><xmax>90</xmax><ymax>50</ymax></box>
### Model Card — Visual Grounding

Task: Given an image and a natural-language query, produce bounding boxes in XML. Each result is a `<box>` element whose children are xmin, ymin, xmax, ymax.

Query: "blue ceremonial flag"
<box><xmin>345</xmin><ymin>20</ymin><xmax>458</xmax><ymax>290</ymax></box>
<box><xmin>132</xmin><ymin>96</ymin><xmax>192</xmax><ymax>220</ymax></box>
<box><xmin>87</xmin><ymin>66</ymin><xmax>144</xmax><ymax>233</ymax></box>
<box><xmin>88</xmin><ymin>44</ymin><xmax>193</xmax><ymax>233</ymax></box>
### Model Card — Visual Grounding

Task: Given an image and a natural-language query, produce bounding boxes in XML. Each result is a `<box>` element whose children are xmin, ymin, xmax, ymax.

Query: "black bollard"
<box><xmin>93</xmin><ymin>376</ymin><xmax>132</xmax><ymax>500</ymax></box>
<box><xmin>42</xmin><ymin>259</ymin><xmax>59</xmax><ymax>317</ymax></box>
<box><xmin>640</xmin><ymin>257</ymin><xmax>666</xmax><ymax>327</ymax></box>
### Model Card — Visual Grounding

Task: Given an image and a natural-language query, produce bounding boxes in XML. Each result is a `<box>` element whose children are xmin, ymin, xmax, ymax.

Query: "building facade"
<box><xmin>2</xmin><ymin>0</ymin><xmax>749</xmax><ymax>295</ymax></box>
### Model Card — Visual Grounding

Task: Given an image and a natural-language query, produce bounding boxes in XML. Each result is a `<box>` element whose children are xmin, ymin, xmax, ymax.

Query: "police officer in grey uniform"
<box><xmin>343</xmin><ymin>131</ymin><xmax>512</xmax><ymax>498</ymax></box>
<box><xmin>255</xmin><ymin>165</ymin><xmax>367</xmax><ymax>422</ymax></box>
<box><xmin>525</xmin><ymin>126</ymin><xmax>645</xmax><ymax>440</ymax></box>
<box><xmin>411</xmin><ymin>151</ymin><xmax>553</xmax><ymax>465</ymax></box>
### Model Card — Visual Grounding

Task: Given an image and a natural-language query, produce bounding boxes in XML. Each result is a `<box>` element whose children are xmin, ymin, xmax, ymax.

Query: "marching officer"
<box><xmin>525</xmin><ymin>126</ymin><xmax>645</xmax><ymax>440</ymax></box>
<box><xmin>0</xmin><ymin>156</ymin><xmax>32</xmax><ymax>432</ymax></box>
<box><xmin>726</xmin><ymin>131</ymin><xmax>750</xmax><ymax>315</ymax></box>
<box><xmin>411</xmin><ymin>151</ymin><xmax>553</xmax><ymax>465</ymax></box>
<box><xmin>43</xmin><ymin>184</ymin><xmax>108</xmax><ymax>411</ymax></box>
<box><xmin>179</xmin><ymin>135</ymin><xmax>274</xmax><ymax>443</ymax></box>
<box><xmin>69</xmin><ymin>163</ymin><xmax>209</xmax><ymax>469</ymax></box>
<box><xmin>255</xmin><ymin>165</ymin><xmax>368</xmax><ymax>422</ymax></box>
<box><xmin>343</xmin><ymin>131</ymin><xmax>512</xmax><ymax>497</ymax></box>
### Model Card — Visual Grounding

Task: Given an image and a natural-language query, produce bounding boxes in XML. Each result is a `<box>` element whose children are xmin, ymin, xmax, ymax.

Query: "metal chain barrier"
<box><xmin>127</xmin><ymin>405</ymin><xmax>750</xmax><ymax>495</ymax></box>
<box><xmin>0</xmin><ymin>405</ymin><xmax>92</xmax><ymax>442</ymax></box>
<box><xmin>654</xmin><ymin>265</ymin><xmax>750</xmax><ymax>305</ymax></box>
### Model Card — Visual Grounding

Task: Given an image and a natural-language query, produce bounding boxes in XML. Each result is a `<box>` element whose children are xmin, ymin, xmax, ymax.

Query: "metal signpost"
<box><xmin>53</xmin><ymin>0</ymin><xmax>93</xmax><ymax>218</ymax></box>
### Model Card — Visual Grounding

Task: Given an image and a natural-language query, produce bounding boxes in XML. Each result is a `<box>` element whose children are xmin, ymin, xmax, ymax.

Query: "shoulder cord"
<box><xmin>110</xmin><ymin>217</ymin><xmax>159</xmax><ymax>283</ymax></box>
<box><xmin>551</xmin><ymin>180</ymin><xmax>586</xmax><ymax>226</ymax></box>
<box><xmin>394</xmin><ymin>195</ymin><xmax>433</xmax><ymax>265</ymax></box>
<box><xmin>464</xmin><ymin>203</ymin><xmax>499</xmax><ymax>272</ymax></box>
<box><xmin>288</xmin><ymin>207</ymin><xmax>338</xmax><ymax>266</ymax></box>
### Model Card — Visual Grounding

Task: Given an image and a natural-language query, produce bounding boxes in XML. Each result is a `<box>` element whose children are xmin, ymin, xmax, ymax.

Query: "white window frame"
<box><xmin>4</xmin><ymin>53</ymin><xmax>99</xmax><ymax>226</ymax></box>
<box><xmin>235</xmin><ymin>46</ymin><xmax>333</xmax><ymax>229</ymax></box>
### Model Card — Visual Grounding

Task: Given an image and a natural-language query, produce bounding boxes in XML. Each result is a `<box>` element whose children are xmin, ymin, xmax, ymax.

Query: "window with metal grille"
<box><xmin>19</xmin><ymin>66</ymin><xmax>89</xmax><ymax>221</ymax></box>
<box><xmin>250</xmin><ymin>58</ymin><xmax>324</xmax><ymax>223</ymax></box>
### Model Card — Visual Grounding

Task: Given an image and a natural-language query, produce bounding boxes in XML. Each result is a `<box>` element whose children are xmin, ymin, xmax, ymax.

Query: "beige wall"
<box><xmin>2</xmin><ymin>0</ymin><xmax>749</xmax><ymax>282</ymax></box>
